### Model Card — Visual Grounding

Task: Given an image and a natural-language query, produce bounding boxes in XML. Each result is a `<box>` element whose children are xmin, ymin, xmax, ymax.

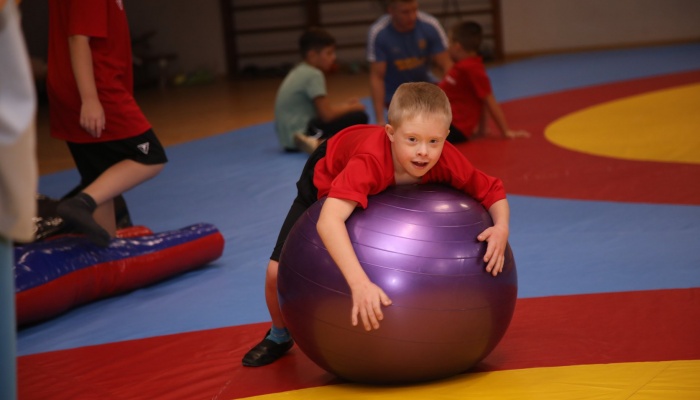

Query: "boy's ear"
<box><xmin>385</xmin><ymin>124</ymin><xmax>396</xmax><ymax>142</ymax></box>
<box><xmin>304</xmin><ymin>49</ymin><xmax>317</xmax><ymax>62</ymax></box>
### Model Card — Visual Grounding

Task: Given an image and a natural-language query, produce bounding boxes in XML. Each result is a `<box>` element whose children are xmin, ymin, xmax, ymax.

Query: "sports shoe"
<box><xmin>56</xmin><ymin>193</ymin><xmax>111</xmax><ymax>247</ymax></box>
<box><xmin>242</xmin><ymin>331</ymin><xmax>294</xmax><ymax>367</ymax></box>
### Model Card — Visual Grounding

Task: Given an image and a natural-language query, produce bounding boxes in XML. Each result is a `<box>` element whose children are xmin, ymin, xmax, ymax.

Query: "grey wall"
<box><xmin>20</xmin><ymin>0</ymin><xmax>700</xmax><ymax>78</ymax></box>
<box><xmin>20</xmin><ymin>0</ymin><xmax>226</xmax><ymax>77</ymax></box>
<box><xmin>127</xmin><ymin>0</ymin><xmax>226</xmax><ymax>77</ymax></box>
<box><xmin>501</xmin><ymin>0</ymin><xmax>700</xmax><ymax>55</ymax></box>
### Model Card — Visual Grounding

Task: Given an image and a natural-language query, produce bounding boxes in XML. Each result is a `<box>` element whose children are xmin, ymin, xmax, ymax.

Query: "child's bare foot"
<box><xmin>294</xmin><ymin>133</ymin><xmax>320</xmax><ymax>154</ymax></box>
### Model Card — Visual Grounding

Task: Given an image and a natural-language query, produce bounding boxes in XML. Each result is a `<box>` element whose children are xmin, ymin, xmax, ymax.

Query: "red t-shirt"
<box><xmin>47</xmin><ymin>0</ymin><xmax>151</xmax><ymax>143</ymax></box>
<box><xmin>313</xmin><ymin>125</ymin><xmax>506</xmax><ymax>209</ymax></box>
<box><xmin>438</xmin><ymin>56</ymin><xmax>492</xmax><ymax>137</ymax></box>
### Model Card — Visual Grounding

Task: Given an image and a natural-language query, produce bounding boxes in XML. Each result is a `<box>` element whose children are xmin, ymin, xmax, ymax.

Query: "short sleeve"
<box><xmin>370</xmin><ymin>37</ymin><xmax>388</xmax><ymax>63</ymax></box>
<box><xmin>424</xmin><ymin>144</ymin><xmax>506</xmax><ymax>209</ymax></box>
<box><xmin>418</xmin><ymin>12</ymin><xmax>448</xmax><ymax>55</ymax></box>
<box><xmin>305</xmin><ymin>67</ymin><xmax>327</xmax><ymax>100</ymax></box>
<box><xmin>326</xmin><ymin>155</ymin><xmax>386</xmax><ymax>209</ymax></box>
<box><xmin>468</xmin><ymin>64</ymin><xmax>493</xmax><ymax>99</ymax></box>
<box><xmin>367</xmin><ymin>15</ymin><xmax>391</xmax><ymax>63</ymax></box>
<box><xmin>68</xmin><ymin>0</ymin><xmax>108</xmax><ymax>38</ymax></box>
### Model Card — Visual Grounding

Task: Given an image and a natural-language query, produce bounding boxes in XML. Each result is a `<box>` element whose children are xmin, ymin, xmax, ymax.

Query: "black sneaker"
<box><xmin>242</xmin><ymin>331</ymin><xmax>294</xmax><ymax>367</ymax></box>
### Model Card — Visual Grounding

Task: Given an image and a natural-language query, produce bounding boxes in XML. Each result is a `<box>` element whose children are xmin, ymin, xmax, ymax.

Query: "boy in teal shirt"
<box><xmin>274</xmin><ymin>27</ymin><xmax>368</xmax><ymax>153</ymax></box>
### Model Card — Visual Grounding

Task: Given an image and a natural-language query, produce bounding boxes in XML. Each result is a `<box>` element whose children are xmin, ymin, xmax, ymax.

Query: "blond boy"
<box><xmin>243</xmin><ymin>82</ymin><xmax>511</xmax><ymax>367</ymax></box>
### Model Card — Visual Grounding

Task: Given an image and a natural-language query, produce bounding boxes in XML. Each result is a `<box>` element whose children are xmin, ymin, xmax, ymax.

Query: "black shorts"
<box><xmin>447</xmin><ymin>124</ymin><xmax>468</xmax><ymax>144</ymax></box>
<box><xmin>270</xmin><ymin>140</ymin><xmax>327</xmax><ymax>261</ymax></box>
<box><xmin>306</xmin><ymin>110</ymin><xmax>368</xmax><ymax>140</ymax></box>
<box><xmin>67</xmin><ymin>129</ymin><xmax>168</xmax><ymax>186</ymax></box>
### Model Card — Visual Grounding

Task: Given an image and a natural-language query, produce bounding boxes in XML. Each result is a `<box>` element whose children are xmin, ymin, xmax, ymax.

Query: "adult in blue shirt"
<box><xmin>367</xmin><ymin>0</ymin><xmax>453</xmax><ymax>125</ymax></box>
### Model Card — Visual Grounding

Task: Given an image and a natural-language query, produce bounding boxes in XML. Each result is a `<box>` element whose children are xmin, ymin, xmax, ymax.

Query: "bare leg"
<box><xmin>84</xmin><ymin>159</ymin><xmax>164</xmax><ymax>206</ymax></box>
<box><xmin>242</xmin><ymin>259</ymin><xmax>294</xmax><ymax>367</ymax></box>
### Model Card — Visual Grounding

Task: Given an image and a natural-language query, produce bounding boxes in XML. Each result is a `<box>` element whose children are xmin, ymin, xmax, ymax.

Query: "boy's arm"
<box><xmin>484</xmin><ymin>94</ymin><xmax>529</xmax><ymax>139</ymax></box>
<box><xmin>477</xmin><ymin>198</ymin><xmax>510</xmax><ymax>276</ymax></box>
<box><xmin>313</xmin><ymin>95</ymin><xmax>365</xmax><ymax>123</ymax></box>
<box><xmin>472</xmin><ymin>108</ymin><xmax>488</xmax><ymax>138</ymax></box>
<box><xmin>317</xmin><ymin>197</ymin><xmax>392</xmax><ymax>331</ymax></box>
<box><xmin>68</xmin><ymin>34</ymin><xmax>105</xmax><ymax>138</ymax></box>
<box><xmin>369</xmin><ymin>61</ymin><xmax>387</xmax><ymax>125</ymax></box>
<box><xmin>431</xmin><ymin>51</ymin><xmax>453</xmax><ymax>79</ymax></box>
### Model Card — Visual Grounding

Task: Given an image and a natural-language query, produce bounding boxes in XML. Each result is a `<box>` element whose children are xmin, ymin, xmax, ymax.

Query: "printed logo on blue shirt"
<box><xmin>395</xmin><ymin>57</ymin><xmax>427</xmax><ymax>71</ymax></box>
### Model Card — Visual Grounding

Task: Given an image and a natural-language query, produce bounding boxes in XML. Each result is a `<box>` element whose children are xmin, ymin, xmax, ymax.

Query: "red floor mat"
<box><xmin>458</xmin><ymin>70</ymin><xmax>700</xmax><ymax>205</ymax></box>
<box><xmin>18</xmin><ymin>288</ymin><xmax>700</xmax><ymax>399</ymax></box>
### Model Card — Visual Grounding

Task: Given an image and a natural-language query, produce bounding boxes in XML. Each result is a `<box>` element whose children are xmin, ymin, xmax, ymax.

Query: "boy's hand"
<box><xmin>317</xmin><ymin>197</ymin><xmax>391</xmax><ymax>330</ymax></box>
<box><xmin>346</xmin><ymin>97</ymin><xmax>366</xmax><ymax>111</ymax></box>
<box><xmin>504</xmin><ymin>129</ymin><xmax>530</xmax><ymax>139</ymax></box>
<box><xmin>477</xmin><ymin>224</ymin><xmax>509</xmax><ymax>276</ymax></box>
<box><xmin>80</xmin><ymin>98</ymin><xmax>105</xmax><ymax>138</ymax></box>
<box><xmin>349</xmin><ymin>280</ymin><xmax>392</xmax><ymax>331</ymax></box>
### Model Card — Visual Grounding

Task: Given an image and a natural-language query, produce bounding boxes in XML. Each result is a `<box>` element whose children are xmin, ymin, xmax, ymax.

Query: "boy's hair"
<box><xmin>387</xmin><ymin>82</ymin><xmax>452</xmax><ymax>127</ymax></box>
<box><xmin>450</xmin><ymin>21</ymin><xmax>483</xmax><ymax>53</ymax></box>
<box><xmin>298</xmin><ymin>27</ymin><xmax>336</xmax><ymax>58</ymax></box>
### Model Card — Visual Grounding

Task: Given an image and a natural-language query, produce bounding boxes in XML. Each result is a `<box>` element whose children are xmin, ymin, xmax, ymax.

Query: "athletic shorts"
<box><xmin>67</xmin><ymin>129</ymin><xmax>168</xmax><ymax>186</ymax></box>
<box><xmin>447</xmin><ymin>124</ymin><xmax>468</xmax><ymax>144</ymax></box>
<box><xmin>270</xmin><ymin>140</ymin><xmax>327</xmax><ymax>261</ymax></box>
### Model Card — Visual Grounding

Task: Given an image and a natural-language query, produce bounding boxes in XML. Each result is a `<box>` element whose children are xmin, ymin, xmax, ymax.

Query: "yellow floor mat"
<box><xmin>545</xmin><ymin>83</ymin><xmax>700</xmax><ymax>164</ymax></box>
<box><xmin>243</xmin><ymin>360</ymin><xmax>700</xmax><ymax>400</ymax></box>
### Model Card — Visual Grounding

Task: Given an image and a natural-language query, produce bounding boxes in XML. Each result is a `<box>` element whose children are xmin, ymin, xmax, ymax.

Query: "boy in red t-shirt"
<box><xmin>47</xmin><ymin>0</ymin><xmax>167</xmax><ymax>246</ymax></box>
<box><xmin>439</xmin><ymin>21</ymin><xmax>529</xmax><ymax>143</ymax></box>
<box><xmin>242</xmin><ymin>82</ymin><xmax>512</xmax><ymax>367</ymax></box>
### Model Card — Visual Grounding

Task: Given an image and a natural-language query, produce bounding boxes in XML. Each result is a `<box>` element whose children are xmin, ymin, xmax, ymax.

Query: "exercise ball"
<box><xmin>277</xmin><ymin>184</ymin><xmax>517</xmax><ymax>384</ymax></box>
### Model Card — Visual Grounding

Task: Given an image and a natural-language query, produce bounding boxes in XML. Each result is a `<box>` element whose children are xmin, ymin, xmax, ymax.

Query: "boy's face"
<box><xmin>389</xmin><ymin>1</ymin><xmax>419</xmax><ymax>33</ymax></box>
<box><xmin>447</xmin><ymin>33</ymin><xmax>461</xmax><ymax>61</ymax></box>
<box><xmin>309</xmin><ymin>46</ymin><xmax>337</xmax><ymax>72</ymax></box>
<box><xmin>385</xmin><ymin>113</ymin><xmax>450</xmax><ymax>182</ymax></box>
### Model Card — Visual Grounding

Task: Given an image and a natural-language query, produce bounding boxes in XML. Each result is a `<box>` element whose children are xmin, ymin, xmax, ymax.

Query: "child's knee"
<box><xmin>140</xmin><ymin>162</ymin><xmax>165</xmax><ymax>180</ymax></box>
<box><xmin>149</xmin><ymin>162</ymin><xmax>165</xmax><ymax>175</ymax></box>
<box><xmin>265</xmin><ymin>260</ymin><xmax>279</xmax><ymax>286</ymax></box>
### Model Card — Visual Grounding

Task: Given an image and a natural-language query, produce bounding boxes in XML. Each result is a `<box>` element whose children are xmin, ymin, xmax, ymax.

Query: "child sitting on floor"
<box><xmin>439</xmin><ymin>21</ymin><xmax>529</xmax><ymax>143</ymax></box>
<box><xmin>274</xmin><ymin>27</ymin><xmax>368</xmax><ymax>153</ymax></box>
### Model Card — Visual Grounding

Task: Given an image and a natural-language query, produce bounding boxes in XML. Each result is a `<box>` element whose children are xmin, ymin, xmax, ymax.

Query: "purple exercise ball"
<box><xmin>277</xmin><ymin>184</ymin><xmax>517</xmax><ymax>384</ymax></box>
